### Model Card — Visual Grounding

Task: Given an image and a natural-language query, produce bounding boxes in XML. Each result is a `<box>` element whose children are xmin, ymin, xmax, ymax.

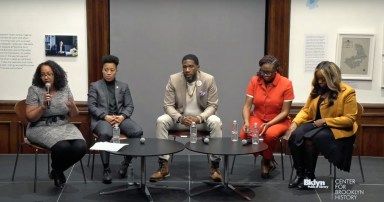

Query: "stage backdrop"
<box><xmin>110</xmin><ymin>0</ymin><xmax>266</xmax><ymax>139</ymax></box>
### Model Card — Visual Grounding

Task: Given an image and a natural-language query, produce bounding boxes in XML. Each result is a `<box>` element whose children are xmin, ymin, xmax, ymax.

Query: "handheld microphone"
<box><xmin>203</xmin><ymin>137</ymin><xmax>209</xmax><ymax>144</ymax></box>
<box><xmin>241</xmin><ymin>139</ymin><xmax>252</xmax><ymax>145</ymax></box>
<box><xmin>45</xmin><ymin>83</ymin><xmax>51</xmax><ymax>108</ymax></box>
<box><xmin>140</xmin><ymin>137</ymin><xmax>146</xmax><ymax>144</ymax></box>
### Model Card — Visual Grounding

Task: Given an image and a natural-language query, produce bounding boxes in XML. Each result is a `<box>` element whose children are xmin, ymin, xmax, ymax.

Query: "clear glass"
<box><xmin>252</xmin><ymin>123</ymin><xmax>259</xmax><ymax>144</ymax></box>
<box><xmin>112</xmin><ymin>124</ymin><xmax>120</xmax><ymax>143</ymax></box>
<box><xmin>231</xmin><ymin>120</ymin><xmax>238</xmax><ymax>141</ymax></box>
<box><xmin>190</xmin><ymin>122</ymin><xmax>197</xmax><ymax>143</ymax></box>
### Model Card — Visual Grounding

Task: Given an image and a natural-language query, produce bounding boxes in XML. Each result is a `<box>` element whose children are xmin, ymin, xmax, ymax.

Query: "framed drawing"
<box><xmin>336</xmin><ymin>33</ymin><xmax>375</xmax><ymax>80</ymax></box>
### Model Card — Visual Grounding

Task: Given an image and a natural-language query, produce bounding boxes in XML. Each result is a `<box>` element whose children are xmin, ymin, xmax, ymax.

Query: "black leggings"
<box><xmin>51</xmin><ymin>139</ymin><xmax>87</xmax><ymax>172</ymax></box>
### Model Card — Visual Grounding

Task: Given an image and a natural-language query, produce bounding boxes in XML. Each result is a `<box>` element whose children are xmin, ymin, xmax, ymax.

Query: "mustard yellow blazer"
<box><xmin>293</xmin><ymin>82</ymin><xmax>358</xmax><ymax>139</ymax></box>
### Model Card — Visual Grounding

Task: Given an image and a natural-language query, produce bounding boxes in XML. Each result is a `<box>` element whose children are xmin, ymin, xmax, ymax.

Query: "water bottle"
<box><xmin>190</xmin><ymin>122</ymin><xmax>197</xmax><ymax>143</ymax></box>
<box><xmin>231</xmin><ymin>120</ymin><xmax>238</xmax><ymax>141</ymax></box>
<box><xmin>127</xmin><ymin>162</ymin><xmax>134</xmax><ymax>185</ymax></box>
<box><xmin>252</xmin><ymin>123</ymin><xmax>260</xmax><ymax>144</ymax></box>
<box><xmin>112</xmin><ymin>124</ymin><xmax>120</xmax><ymax>143</ymax></box>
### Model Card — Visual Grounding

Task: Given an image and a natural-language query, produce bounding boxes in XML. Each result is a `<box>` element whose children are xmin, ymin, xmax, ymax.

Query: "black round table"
<box><xmin>99</xmin><ymin>138</ymin><xmax>185</xmax><ymax>202</ymax></box>
<box><xmin>185</xmin><ymin>137</ymin><xmax>268</xmax><ymax>201</ymax></box>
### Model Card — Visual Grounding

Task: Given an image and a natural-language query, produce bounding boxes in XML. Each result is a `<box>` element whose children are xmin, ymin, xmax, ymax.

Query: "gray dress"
<box><xmin>26</xmin><ymin>85</ymin><xmax>85</xmax><ymax>148</ymax></box>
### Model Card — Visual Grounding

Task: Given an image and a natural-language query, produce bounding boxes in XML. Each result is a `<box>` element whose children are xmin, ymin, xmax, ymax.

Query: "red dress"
<box><xmin>240</xmin><ymin>73</ymin><xmax>294</xmax><ymax>159</ymax></box>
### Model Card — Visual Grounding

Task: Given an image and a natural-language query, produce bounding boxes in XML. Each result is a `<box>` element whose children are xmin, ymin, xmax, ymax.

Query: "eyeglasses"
<box><xmin>258</xmin><ymin>70</ymin><xmax>276</xmax><ymax>76</ymax></box>
<box><xmin>40</xmin><ymin>73</ymin><xmax>54</xmax><ymax>78</ymax></box>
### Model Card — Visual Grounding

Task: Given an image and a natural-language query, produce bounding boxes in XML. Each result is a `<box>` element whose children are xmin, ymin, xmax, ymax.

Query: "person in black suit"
<box><xmin>88</xmin><ymin>55</ymin><xmax>143</xmax><ymax>184</ymax></box>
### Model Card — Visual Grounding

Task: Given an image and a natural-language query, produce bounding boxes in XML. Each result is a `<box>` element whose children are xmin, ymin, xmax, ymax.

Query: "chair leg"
<box><xmin>47</xmin><ymin>153</ymin><xmax>50</xmax><ymax>175</ymax></box>
<box><xmin>280</xmin><ymin>139</ymin><xmax>285</xmax><ymax>180</ymax></box>
<box><xmin>354</xmin><ymin>144</ymin><xmax>365</xmax><ymax>182</ymax></box>
<box><xmin>34</xmin><ymin>149</ymin><xmax>38</xmax><ymax>193</ymax></box>
<box><xmin>79</xmin><ymin>159</ymin><xmax>87</xmax><ymax>184</ymax></box>
<box><xmin>11</xmin><ymin>143</ymin><xmax>23</xmax><ymax>181</ymax></box>
<box><xmin>333</xmin><ymin>165</ymin><xmax>336</xmax><ymax>194</ymax></box>
<box><xmin>329</xmin><ymin>162</ymin><xmax>332</xmax><ymax>176</ymax></box>
<box><xmin>87</xmin><ymin>150</ymin><xmax>91</xmax><ymax>167</ymax></box>
<box><xmin>288</xmin><ymin>154</ymin><xmax>294</xmax><ymax>183</ymax></box>
<box><xmin>91</xmin><ymin>150</ymin><xmax>95</xmax><ymax>180</ymax></box>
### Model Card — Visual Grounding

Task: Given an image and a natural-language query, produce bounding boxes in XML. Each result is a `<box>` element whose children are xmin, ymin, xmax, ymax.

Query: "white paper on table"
<box><xmin>89</xmin><ymin>142</ymin><xmax>128</xmax><ymax>152</ymax></box>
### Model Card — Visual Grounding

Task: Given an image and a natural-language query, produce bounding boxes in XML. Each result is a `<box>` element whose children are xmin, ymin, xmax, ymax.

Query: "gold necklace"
<box><xmin>187</xmin><ymin>83</ymin><xmax>196</xmax><ymax>97</ymax></box>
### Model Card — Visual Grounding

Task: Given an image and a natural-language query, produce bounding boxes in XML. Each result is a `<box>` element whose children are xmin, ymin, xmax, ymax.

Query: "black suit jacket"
<box><xmin>87</xmin><ymin>79</ymin><xmax>134</xmax><ymax>131</ymax></box>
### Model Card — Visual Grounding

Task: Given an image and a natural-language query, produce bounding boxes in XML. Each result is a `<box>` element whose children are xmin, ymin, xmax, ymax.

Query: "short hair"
<box><xmin>102</xmin><ymin>55</ymin><xmax>119</xmax><ymax>66</ymax></box>
<box><xmin>32</xmin><ymin>60</ymin><xmax>67</xmax><ymax>90</ymax></box>
<box><xmin>182</xmin><ymin>54</ymin><xmax>199</xmax><ymax>65</ymax></box>
<box><xmin>258</xmin><ymin>55</ymin><xmax>281</xmax><ymax>73</ymax></box>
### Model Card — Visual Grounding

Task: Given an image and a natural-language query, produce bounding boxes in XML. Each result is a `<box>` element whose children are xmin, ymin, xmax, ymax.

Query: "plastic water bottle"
<box><xmin>252</xmin><ymin>123</ymin><xmax>260</xmax><ymax>144</ymax></box>
<box><xmin>190</xmin><ymin>122</ymin><xmax>197</xmax><ymax>143</ymax></box>
<box><xmin>112</xmin><ymin>124</ymin><xmax>120</xmax><ymax>143</ymax></box>
<box><xmin>231</xmin><ymin>120</ymin><xmax>238</xmax><ymax>141</ymax></box>
<box><xmin>127</xmin><ymin>163</ymin><xmax>134</xmax><ymax>185</ymax></box>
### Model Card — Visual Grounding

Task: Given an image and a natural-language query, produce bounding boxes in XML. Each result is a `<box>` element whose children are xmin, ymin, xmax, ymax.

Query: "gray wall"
<box><xmin>110</xmin><ymin>0</ymin><xmax>266</xmax><ymax>139</ymax></box>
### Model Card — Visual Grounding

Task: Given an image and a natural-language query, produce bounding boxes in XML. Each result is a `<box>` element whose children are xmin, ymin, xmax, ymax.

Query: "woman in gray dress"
<box><xmin>26</xmin><ymin>60</ymin><xmax>87</xmax><ymax>188</ymax></box>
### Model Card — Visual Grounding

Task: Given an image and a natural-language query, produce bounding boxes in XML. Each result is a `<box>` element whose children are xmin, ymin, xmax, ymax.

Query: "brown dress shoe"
<box><xmin>210</xmin><ymin>161</ymin><xmax>223</xmax><ymax>182</ymax></box>
<box><xmin>150</xmin><ymin>159</ymin><xmax>170</xmax><ymax>182</ymax></box>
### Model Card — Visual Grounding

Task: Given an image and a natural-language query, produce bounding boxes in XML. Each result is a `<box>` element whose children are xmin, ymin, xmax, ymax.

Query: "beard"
<box><xmin>184</xmin><ymin>73</ymin><xmax>197</xmax><ymax>83</ymax></box>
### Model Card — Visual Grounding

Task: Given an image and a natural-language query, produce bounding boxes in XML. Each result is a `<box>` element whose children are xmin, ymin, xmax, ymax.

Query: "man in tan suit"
<box><xmin>150</xmin><ymin>54</ymin><xmax>223</xmax><ymax>182</ymax></box>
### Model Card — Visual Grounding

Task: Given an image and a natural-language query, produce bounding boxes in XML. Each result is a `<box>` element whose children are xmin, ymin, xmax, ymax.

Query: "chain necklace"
<box><xmin>187</xmin><ymin>82</ymin><xmax>196</xmax><ymax>97</ymax></box>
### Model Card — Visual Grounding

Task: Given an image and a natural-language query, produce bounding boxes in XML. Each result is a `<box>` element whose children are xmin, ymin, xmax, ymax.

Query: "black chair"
<box><xmin>287</xmin><ymin>103</ymin><xmax>365</xmax><ymax>191</ymax></box>
<box><xmin>12</xmin><ymin>99</ymin><xmax>87</xmax><ymax>192</ymax></box>
<box><xmin>330</xmin><ymin>102</ymin><xmax>365</xmax><ymax>192</ymax></box>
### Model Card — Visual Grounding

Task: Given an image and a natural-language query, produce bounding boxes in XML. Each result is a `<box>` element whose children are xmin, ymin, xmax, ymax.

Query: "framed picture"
<box><xmin>336</xmin><ymin>33</ymin><xmax>375</xmax><ymax>80</ymax></box>
<box><xmin>45</xmin><ymin>35</ymin><xmax>78</xmax><ymax>57</ymax></box>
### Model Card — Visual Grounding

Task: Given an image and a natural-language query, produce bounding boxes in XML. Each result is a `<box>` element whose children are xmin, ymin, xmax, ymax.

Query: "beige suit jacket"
<box><xmin>163</xmin><ymin>70</ymin><xmax>219</xmax><ymax>122</ymax></box>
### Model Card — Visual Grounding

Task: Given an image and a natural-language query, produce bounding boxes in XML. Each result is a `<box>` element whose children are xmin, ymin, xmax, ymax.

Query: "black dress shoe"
<box><xmin>49</xmin><ymin>170</ymin><xmax>64</xmax><ymax>188</ymax></box>
<box><xmin>58</xmin><ymin>171</ymin><xmax>66</xmax><ymax>185</ymax></box>
<box><xmin>102</xmin><ymin>168</ymin><xmax>112</xmax><ymax>184</ymax></box>
<box><xmin>288</xmin><ymin>175</ymin><xmax>304</xmax><ymax>188</ymax></box>
<box><xmin>118</xmin><ymin>162</ymin><xmax>130</xmax><ymax>178</ymax></box>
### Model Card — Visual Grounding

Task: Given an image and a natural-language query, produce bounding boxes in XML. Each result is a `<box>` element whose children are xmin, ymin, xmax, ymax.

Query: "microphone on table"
<box><xmin>241</xmin><ymin>139</ymin><xmax>252</xmax><ymax>145</ymax></box>
<box><xmin>140</xmin><ymin>137</ymin><xmax>146</xmax><ymax>144</ymax></box>
<box><xmin>203</xmin><ymin>137</ymin><xmax>210</xmax><ymax>144</ymax></box>
<box><xmin>45</xmin><ymin>83</ymin><xmax>51</xmax><ymax>108</ymax></box>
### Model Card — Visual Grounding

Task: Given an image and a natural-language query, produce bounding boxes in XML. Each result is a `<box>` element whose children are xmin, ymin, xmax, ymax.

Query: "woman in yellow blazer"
<box><xmin>285</xmin><ymin>61</ymin><xmax>358</xmax><ymax>190</ymax></box>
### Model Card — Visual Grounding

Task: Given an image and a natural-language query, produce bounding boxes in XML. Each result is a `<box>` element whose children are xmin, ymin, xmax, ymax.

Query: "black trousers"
<box><xmin>93</xmin><ymin>119</ymin><xmax>143</xmax><ymax>168</ymax></box>
<box><xmin>51</xmin><ymin>139</ymin><xmax>87</xmax><ymax>172</ymax></box>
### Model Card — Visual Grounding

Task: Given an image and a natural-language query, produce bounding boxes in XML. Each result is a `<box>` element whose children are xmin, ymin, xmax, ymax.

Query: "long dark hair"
<box><xmin>310</xmin><ymin>61</ymin><xmax>341</xmax><ymax>107</ymax></box>
<box><xmin>32</xmin><ymin>60</ymin><xmax>67</xmax><ymax>90</ymax></box>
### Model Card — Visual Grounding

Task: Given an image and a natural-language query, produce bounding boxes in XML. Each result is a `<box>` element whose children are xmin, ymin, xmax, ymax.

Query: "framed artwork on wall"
<box><xmin>336</xmin><ymin>33</ymin><xmax>375</xmax><ymax>80</ymax></box>
<box><xmin>45</xmin><ymin>35</ymin><xmax>78</xmax><ymax>57</ymax></box>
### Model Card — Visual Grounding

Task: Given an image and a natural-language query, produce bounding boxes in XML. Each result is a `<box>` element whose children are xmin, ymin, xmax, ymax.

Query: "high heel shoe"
<box><xmin>49</xmin><ymin>170</ymin><xmax>64</xmax><ymax>188</ymax></box>
<box><xmin>260</xmin><ymin>158</ymin><xmax>270</xmax><ymax>179</ymax></box>
<box><xmin>269</xmin><ymin>157</ymin><xmax>278</xmax><ymax>172</ymax></box>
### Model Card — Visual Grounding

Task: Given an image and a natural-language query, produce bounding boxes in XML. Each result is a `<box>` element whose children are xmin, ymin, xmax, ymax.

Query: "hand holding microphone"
<box><xmin>45</xmin><ymin>83</ymin><xmax>51</xmax><ymax>108</ymax></box>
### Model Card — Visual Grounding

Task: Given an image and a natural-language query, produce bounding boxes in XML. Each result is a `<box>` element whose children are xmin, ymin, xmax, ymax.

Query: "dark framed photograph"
<box><xmin>45</xmin><ymin>35</ymin><xmax>78</xmax><ymax>57</ymax></box>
